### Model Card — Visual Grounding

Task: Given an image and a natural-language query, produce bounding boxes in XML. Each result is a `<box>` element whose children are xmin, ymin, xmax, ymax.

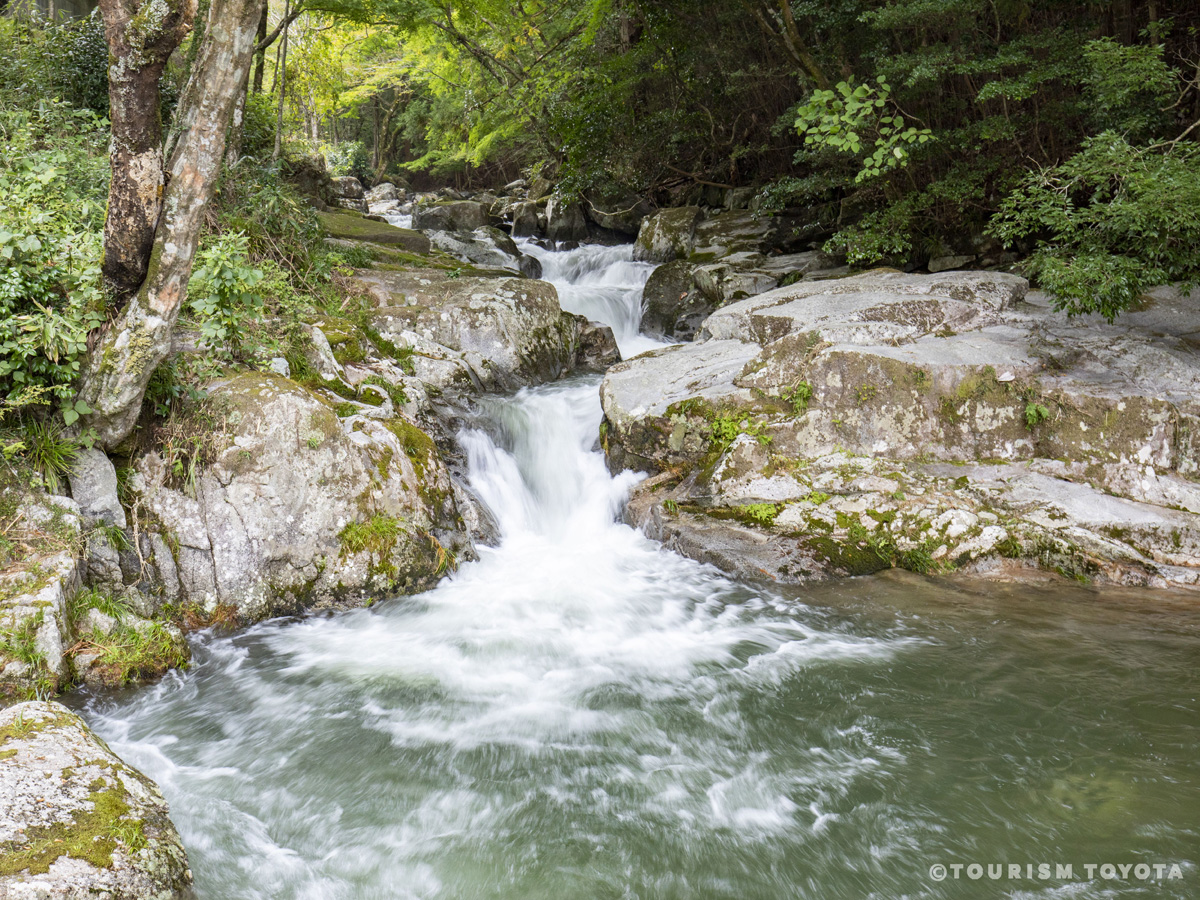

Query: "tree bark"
<box><xmin>273</xmin><ymin>0</ymin><xmax>289</xmax><ymax>159</ymax></box>
<box><xmin>97</xmin><ymin>0</ymin><xmax>196</xmax><ymax>299</ymax></box>
<box><xmin>82</xmin><ymin>0</ymin><xmax>264</xmax><ymax>449</ymax></box>
<box><xmin>251</xmin><ymin>0</ymin><xmax>268</xmax><ymax>92</ymax></box>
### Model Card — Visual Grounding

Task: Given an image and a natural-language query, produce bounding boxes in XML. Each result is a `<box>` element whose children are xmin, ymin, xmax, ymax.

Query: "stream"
<box><xmin>78</xmin><ymin>244</ymin><xmax>1199</xmax><ymax>899</ymax></box>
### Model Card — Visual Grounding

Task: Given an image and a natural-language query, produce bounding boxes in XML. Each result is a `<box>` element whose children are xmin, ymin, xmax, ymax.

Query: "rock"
<box><xmin>329</xmin><ymin>177</ymin><xmax>368</xmax><ymax>214</ymax></box>
<box><xmin>724</xmin><ymin>187</ymin><xmax>756</xmax><ymax>209</ymax></box>
<box><xmin>411</xmin><ymin>200</ymin><xmax>490</xmax><ymax>233</ymax></box>
<box><xmin>318</xmin><ymin>209</ymin><xmax>431</xmax><ymax>254</ymax></box>
<box><xmin>365</xmin><ymin>182</ymin><xmax>403</xmax><ymax>204</ymax></box>
<box><xmin>331</xmin><ymin>175</ymin><xmax>365</xmax><ymax>200</ymax></box>
<box><xmin>79</xmin><ymin>607</ymin><xmax>118</xmax><ymax>638</ymax></box>
<box><xmin>365</xmin><ymin>275</ymin><xmax>587</xmax><ymax>391</ymax></box>
<box><xmin>511</xmin><ymin>201</ymin><xmax>542</xmax><ymax>238</ymax></box>
<box><xmin>502</xmin><ymin>178</ymin><xmax>528</xmax><ymax>195</ymax></box>
<box><xmin>130</xmin><ymin>373</ymin><xmax>473</xmax><ymax>622</ymax></box>
<box><xmin>0</xmin><ymin>495</ymin><xmax>83</xmax><ymax>699</ymax></box>
<box><xmin>633</xmin><ymin>206</ymin><xmax>703</xmax><ymax>263</ymax></box>
<box><xmin>528</xmin><ymin>176</ymin><xmax>553</xmax><ymax>201</ymax></box>
<box><xmin>582</xmin><ymin>184</ymin><xmax>653</xmax><ymax>235</ymax></box>
<box><xmin>575</xmin><ymin>319</ymin><xmax>621</xmax><ymax>371</ymax></box>
<box><xmin>426</xmin><ymin>226</ymin><xmax>524</xmax><ymax>271</ymax></box>
<box><xmin>518</xmin><ymin>254</ymin><xmax>543</xmax><ymax>279</ymax></box>
<box><xmin>268</xmin><ymin>356</ymin><xmax>291</xmax><ymax>377</ymax></box>
<box><xmin>602</xmin><ymin>271</ymin><xmax>1200</xmax><ymax>588</ymax></box>
<box><xmin>281</xmin><ymin>154</ymin><xmax>332</xmax><ymax>207</ymax></box>
<box><xmin>67</xmin><ymin>448</ymin><xmax>127</xmax><ymax>530</ymax></box>
<box><xmin>928</xmin><ymin>254</ymin><xmax>975</xmax><ymax>273</ymax></box>
<box><xmin>332</xmin><ymin>197</ymin><xmax>369</xmax><ymax>214</ymax></box>
<box><xmin>545</xmin><ymin>197</ymin><xmax>589</xmax><ymax>244</ymax></box>
<box><xmin>0</xmin><ymin>702</ymin><xmax>192</xmax><ymax>898</ymax></box>
<box><xmin>640</xmin><ymin>259</ymin><xmax>712</xmax><ymax>341</ymax></box>
<box><xmin>690</xmin><ymin>209</ymin><xmax>808</xmax><ymax>259</ymax></box>
<box><xmin>641</xmin><ymin>250</ymin><xmax>842</xmax><ymax>341</ymax></box>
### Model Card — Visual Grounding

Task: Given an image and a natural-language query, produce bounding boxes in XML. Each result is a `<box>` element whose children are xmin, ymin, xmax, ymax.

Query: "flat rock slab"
<box><xmin>319</xmin><ymin>210</ymin><xmax>431</xmax><ymax>253</ymax></box>
<box><xmin>603</xmin><ymin>270</ymin><xmax>1200</xmax><ymax>588</ymax></box>
<box><xmin>0</xmin><ymin>701</ymin><xmax>191</xmax><ymax>898</ymax></box>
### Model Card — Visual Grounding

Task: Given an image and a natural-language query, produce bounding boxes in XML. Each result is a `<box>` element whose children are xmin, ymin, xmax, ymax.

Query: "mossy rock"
<box><xmin>318</xmin><ymin>210</ymin><xmax>431</xmax><ymax>254</ymax></box>
<box><xmin>0</xmin><ymin>702</ymin><xmax>192</xmax><ymax>896</ymax></box>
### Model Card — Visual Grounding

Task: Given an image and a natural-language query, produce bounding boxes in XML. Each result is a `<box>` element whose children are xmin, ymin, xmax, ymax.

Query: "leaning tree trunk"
<box><xmin>81</xmin><ymin>0</ymin><xmax>264</xmax><ymax>449</ymax></box>
<box><xmin>97</xmin><ymin>0</ymin><xmax>196</xmax><ymax>298</ymax></box>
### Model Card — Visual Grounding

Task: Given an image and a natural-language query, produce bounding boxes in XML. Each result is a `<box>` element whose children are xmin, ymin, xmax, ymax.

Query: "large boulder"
<box><xmin>330</xmin><ymin>176</ymin><xmax>368</xmax><ymax>213</ymax></box>
<box><xmin>281</xmin><ymin>154</ymin><xmax>333</xmax><ymax>208</ymax></box>
<box><xmin>582</xmin><ymin>183</ymin><xmax>653</xmax><ymax>236</ymax></box>
<box><xmin>128</xmin><ymin>373</ymin><xmax>473</xmax><ymax>622</ymax></box>
<box><xmin>0</xmin><ymin>702</ymin><xmax>192</xmax><ymax>898</ymax></box>
<box><xmin>427</xmin><ymin>226</ymin><xmax>527</xmax><ymax>272</ymax></box>
<box><xmin>411</xmin><ymin>200</ymin><xmax>490</xmax><ymax>233</ymax></box>
<box><xmin>634</xmin><ymin>206</ymin><xmax>828</xmax><ymax>266</ymax></box>
<box><xmin>545</xmin><ymin>197</ymin><xmax>589</xmax><ymax>244</ymax></box>
<box><xmin>365</xmin><ymin>182</ymin><xmax>404</xmax><ymax>204</ymax></box>
<box><xmin>0</xmin><ymin>495</ymin><xmax>82</xmax><ymax>699</ymax></box>
<box><xmin>633</xmin><ymin>206</ymin><xmax>703</xmax><ymax>263</ymax></box>
<box><xmin>319</xmin><ymin>209</ymin><xmax>430</xmax><ymax>254</ymax></box>
<box><xmin>510</xmin><ymin>201</ymin><xmax>542</xmax><ymax>238</ymax></box>
<box><xmin>603</xmin><ymin>273</ymin><xmax>1200</xmax><ymax>589</ymax></box>
<box><xmin>641</xmin><ymin>250</ymin><xmax>840</xmax><ymax>340</ymax></box>
<box><xmin>331</xmin><ymin>175</ymin><xmax>365</xmax><ymax>200</ymax></box>
<box><xmin>363</xmin><ymin>275</ymin><xmax>590</xmax><ymax>390</ymax></box>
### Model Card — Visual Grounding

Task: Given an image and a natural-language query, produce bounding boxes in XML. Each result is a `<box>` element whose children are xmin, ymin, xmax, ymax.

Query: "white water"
<box><xmin>80</xmin><ymin>245</ymin><xmax>920</xmax><ymax>899</ymax></box>
<box><xmin>381</xmin><ymin>210</ymin><xmax>413</xmax><ymax>230</ymax></box>
<box><xmin>521</xmin><ymin>241</ymin><xmax>662</xmax><ymax>358</ymax></box>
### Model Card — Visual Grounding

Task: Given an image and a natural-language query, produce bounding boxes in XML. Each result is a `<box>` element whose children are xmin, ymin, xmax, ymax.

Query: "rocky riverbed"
<box><xmin>3</xmin><ymin>174</ymin><xmax>1199</xmax><ymax>894</ymax></box>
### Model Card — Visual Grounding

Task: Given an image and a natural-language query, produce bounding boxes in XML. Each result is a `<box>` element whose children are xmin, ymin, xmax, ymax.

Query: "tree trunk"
<box><xmin>251</xmin><ymin>0</ymin><xmax>268</xmax><ymax>92</ymax></box>
<box><xmin>273</xmin><ymin>0</ymin><xmax>289</xmax><ymax>159</ymax></box>
<box><xmin>81</xmin><ymin>0</ymin><xmax>264</xmax><ymax>449</ymax></box>
<box><xmin>97</xmin><ymin>0</ymin><xmax>196</xmax><ymax>299</ymax></box>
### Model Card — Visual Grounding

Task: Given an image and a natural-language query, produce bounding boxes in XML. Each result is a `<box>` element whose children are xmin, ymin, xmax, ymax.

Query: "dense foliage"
<box><xmin>249</xmin><ymin>0</ymin><xmax>1200</xmax><ymax>316</ymax></box>
<box><xmin>0</xmin><ymin>96</ymin><xmax>108</xmax><ymax>425</ymax></box>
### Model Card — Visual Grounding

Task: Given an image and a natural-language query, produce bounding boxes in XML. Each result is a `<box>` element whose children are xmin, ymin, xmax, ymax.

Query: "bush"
<box><xmin>188</xmin><ymin>233</ymin><xmax>266</xmax><ymax>360</ymax></box>
<box><xmin>0</xmin><ymin>12</ymin><xmax>109</xmax><ymax>116</ymax></box>
<box><xmin>324</xmin><ymin>140</ymin><xmax>372</xmax><ymax>183</ymax></box>
<box><xmin>0</xmin><ymin>102</ymin><xmax>107</xmax><ymax>423</ymax></box>
<box><xmin>241</xmin><ymin>91</ymin><xmax>278</xmax><ymax>159</ymax></box>
<box><xmin>990</xmin><ymin>135</ymin><xmax>1200</xmax><ymax>320</ymax></box>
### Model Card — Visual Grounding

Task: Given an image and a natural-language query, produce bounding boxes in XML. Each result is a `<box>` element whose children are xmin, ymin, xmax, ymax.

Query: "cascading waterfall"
<box><xmin>77</xmin><ymin>240</ymin><xmax>1200</xmax><ymax>900</ymax></box>
<box><xmin>521</xmin><ymin>241</ymin><xmax>661</xmax><ymax>357</ymax></box>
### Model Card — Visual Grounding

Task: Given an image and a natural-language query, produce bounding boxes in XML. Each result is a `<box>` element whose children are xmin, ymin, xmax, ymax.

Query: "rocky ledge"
<box><xmin>0</xmin><ymin>701</ymin><xmax>191</xmax><ymax>898</ymax></box>
<box><xmin>602</xmin><ymin>270</ymin><xmax>1200</xmax><ymax>589</ymax></box>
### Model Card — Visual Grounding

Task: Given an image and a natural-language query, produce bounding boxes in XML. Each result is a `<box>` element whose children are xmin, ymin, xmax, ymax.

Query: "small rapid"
<box><xmin>78</xmin><ymin>241</ymin><xmax>1200</xmax><ymax>900</ymax></box>
<box><xmin>521</xmin><ymin>241</ymin><xmax>660</xmax><ymax>357</ymax></box>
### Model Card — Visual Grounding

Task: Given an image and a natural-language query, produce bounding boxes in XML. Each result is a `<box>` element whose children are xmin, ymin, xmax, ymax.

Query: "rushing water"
<box><xmin>77</xmin><ymin>246</ymin><xmax>1200</xmax><ymax>899</ymax></box>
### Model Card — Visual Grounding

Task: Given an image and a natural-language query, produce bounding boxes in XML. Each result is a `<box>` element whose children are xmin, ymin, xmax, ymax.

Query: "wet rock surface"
<box><xmin>127</xmin><ymin>373</ymin><xmax>473</xmax><ymax>623</ymax></box>
<box><xmin>604</xmin><ymin>272</ymin><xmax>1200</xmax><ymax>588</ymax></box>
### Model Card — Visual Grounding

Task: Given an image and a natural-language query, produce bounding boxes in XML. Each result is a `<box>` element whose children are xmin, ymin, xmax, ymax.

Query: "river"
<box><xmin>78</xmin><ymin>243</ymin><xmax>1199</xmax><ymax>899</ymax></box>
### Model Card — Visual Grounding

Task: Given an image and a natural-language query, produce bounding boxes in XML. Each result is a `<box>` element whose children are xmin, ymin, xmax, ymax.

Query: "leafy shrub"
<box><xmin>0</xmin><ymin>103</ymin><xmax>107</xmax><ymax>422</ymax></box>
<box><xmin>324</xmin><ymin>140</ymin><xmax>372</xmax><ymax>183</ymax></box>
<box><xmin>0</xmin><ymin>12</ymin><xmax>109</xmax><ymax>116</ymax></box>
<box><xmin>794</xmin><ymin>79</ymin><xmax>932</xmax><ymax>184</ymax></box>
<box><xmin>188</xmin><ymin>233</ymin><xmax>266</xmax><ymax>359</ymax></box>
<box><xmin>991</xmin><ymin>136</ymin><xmax>1200</xmax><ymax>320</ymax></box>
<box><xmin>241</xmin><ymin>92</ymin><xmax>278</xmax><ymax>159</ymax></box>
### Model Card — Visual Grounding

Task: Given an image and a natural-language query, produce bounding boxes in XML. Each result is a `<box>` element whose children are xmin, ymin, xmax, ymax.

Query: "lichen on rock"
<box><xmin>0</xmin><ymin>701</ymin><xmax>191</xmax><ymax>897</ymax></box>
